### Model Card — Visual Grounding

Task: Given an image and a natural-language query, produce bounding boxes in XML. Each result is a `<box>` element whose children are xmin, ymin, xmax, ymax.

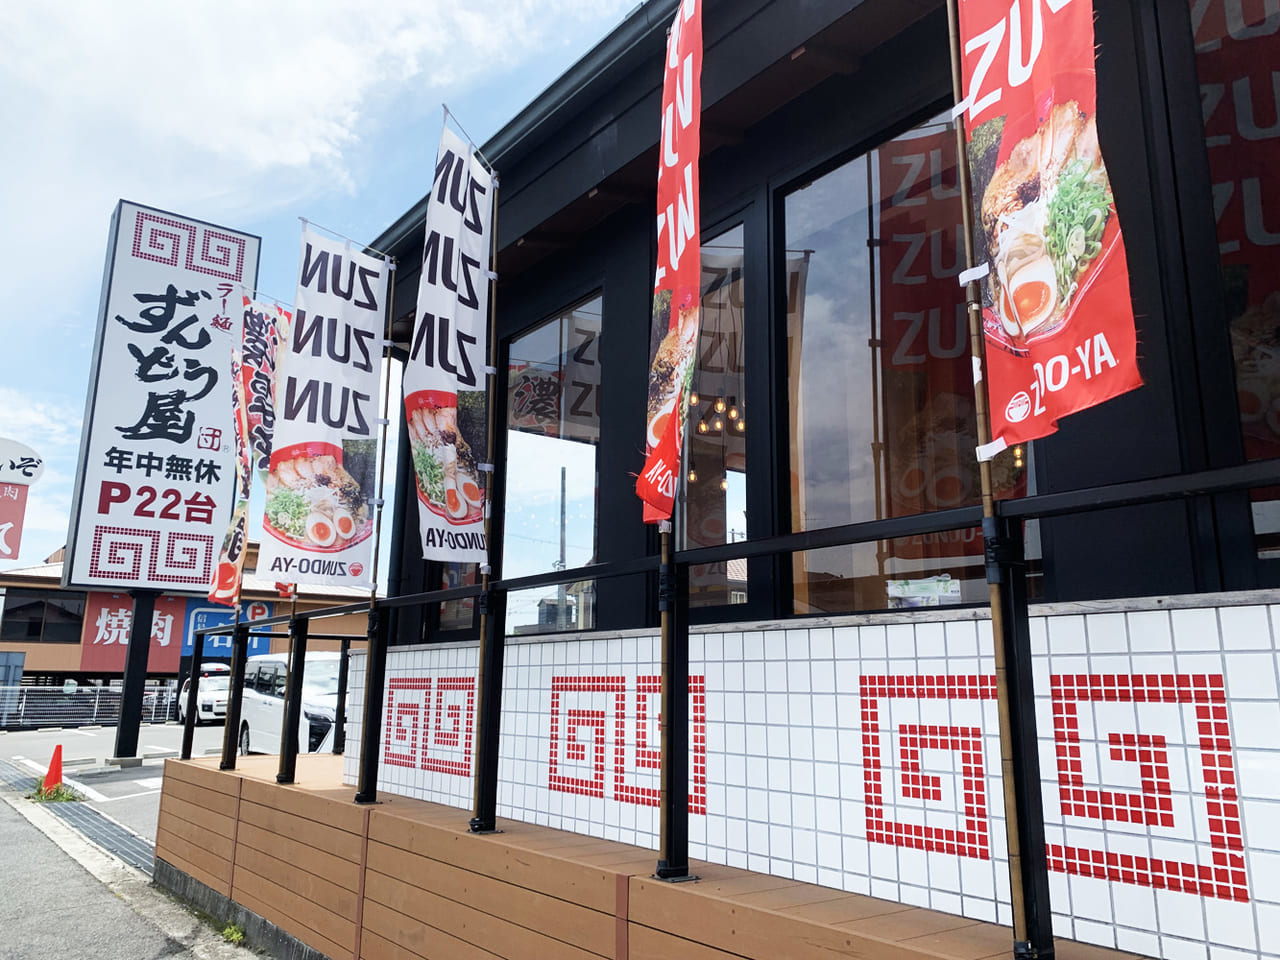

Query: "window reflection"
<box><xmin>784</xmin><ymin>112</ymin><xmax>1025</xmax><ymax>613</ymax></box>
<box><xmin>680</xmin><ymin>225</ymin><xmax>748</xmax><ymax>607</ymax></box>
<box><xmin>502</xmin><ymin>295</ymin><xmax>601</xmax><ymax>634</ymax></box>
<box><xmin>1190</xmin><ymin>1</ymin><xmax>1280</xmax><ymax>558</ymax></box>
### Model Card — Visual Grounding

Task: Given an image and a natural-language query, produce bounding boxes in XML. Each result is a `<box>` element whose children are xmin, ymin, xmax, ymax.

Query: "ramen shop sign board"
<box><xmin>63</xmin><ymin>201</ymin><xmax>260</xmax><ymax>592</ymax></box>
<box><xmin>956</xmin><ymin>0</ymin><xmax>1142</xmax><ymax>452</ymax></box>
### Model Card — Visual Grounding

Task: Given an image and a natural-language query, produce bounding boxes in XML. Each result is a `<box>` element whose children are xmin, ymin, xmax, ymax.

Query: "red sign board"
<box><xmin>79</xmin><ymin>592</ymin><xmax>185</xmax><ymax>673</ymax></box>
<box><xmin>0</xmin><ymin>483</ymin><xmax>29</xmax><ymax>561</ymax></box>
<box><xmin>956</xmin><ymin>0</ymin><xmax>1142</xmax><ymax>449</ymax></box>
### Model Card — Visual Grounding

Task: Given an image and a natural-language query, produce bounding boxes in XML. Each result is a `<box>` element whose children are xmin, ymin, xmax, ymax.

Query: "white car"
<box><xmin>237</xmin><ymin>652</ymin><xmax>341</xmax><ymax>756</ymax></box>
<box><xmin>177</xmin><ymin>673</ymin><xmax>229</xmax><ymax>725</ymax></box>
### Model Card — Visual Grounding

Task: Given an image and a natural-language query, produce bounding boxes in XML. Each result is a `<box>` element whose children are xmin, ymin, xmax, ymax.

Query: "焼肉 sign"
<box><xmin>956</xmin><ymin>0</ymin><xmax>1142</xmax><ymax>453</ymax></box>
<box><xmin>63</xmin><ymin>201</ymin><xmax>260</xmax><ymax>592</ymax></box>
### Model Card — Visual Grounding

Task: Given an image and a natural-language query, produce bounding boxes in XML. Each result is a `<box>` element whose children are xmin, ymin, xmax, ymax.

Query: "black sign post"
<box><xmin>113</xmin><ymin>589</ymin><xmax>157</xmax><ymax>760</ymax></box>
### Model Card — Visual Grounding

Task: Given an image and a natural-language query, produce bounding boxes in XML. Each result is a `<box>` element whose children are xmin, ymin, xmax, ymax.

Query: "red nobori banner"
<box><xmin>956</xmin><ymin>0</ymin><xmax>1142</xmax><ymax>453</ymax></box>
<box><xmin>637</xmin><ymin>0</ymin><xmax>703</xmax><ymax>522</ymax></box>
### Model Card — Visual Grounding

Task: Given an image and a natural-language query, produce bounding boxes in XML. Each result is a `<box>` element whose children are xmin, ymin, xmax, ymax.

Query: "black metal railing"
<box><xmin>181</xmin><ymin>456</ymin><xmax>1280</xmax><ymax>938</ymax></box>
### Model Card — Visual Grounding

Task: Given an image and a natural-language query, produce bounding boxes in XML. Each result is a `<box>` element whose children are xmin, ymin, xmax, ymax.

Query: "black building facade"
<box><xmin>374</xmin><ymin>0</ymin><xmax>1280</xmax><ymax>641</ymax></box>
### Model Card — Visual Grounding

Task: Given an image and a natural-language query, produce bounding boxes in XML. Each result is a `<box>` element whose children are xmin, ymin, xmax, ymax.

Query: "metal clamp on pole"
<box><xmin>277</xmin><ymin>616</ymin><xmax>310</xmax><ymax>784</ymax></box>
<box><xmin>220</xmin><ymin>622</ymin><xmax>250</xmax><ymax>771</ymax></box>
<box><xmin>982</xmin><ymin>514</ymin><xmax>1024</xmax><ymax>585</ymax></box>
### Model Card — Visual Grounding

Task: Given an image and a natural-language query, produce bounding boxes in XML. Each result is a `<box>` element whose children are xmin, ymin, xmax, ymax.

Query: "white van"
<box><xmin>238</xmin><ymin>652</ymin><xmax>341</xmax><ymax>756</ymax></box>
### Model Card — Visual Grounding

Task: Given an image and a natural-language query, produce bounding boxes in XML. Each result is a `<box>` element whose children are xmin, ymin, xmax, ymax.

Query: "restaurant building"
<box><xmin>153</xmin><ymin>3</ymin><xmax>1280</xmax><ymax>960</ymax></box>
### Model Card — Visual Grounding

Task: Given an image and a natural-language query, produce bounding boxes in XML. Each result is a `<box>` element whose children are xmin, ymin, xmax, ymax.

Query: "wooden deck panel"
<box><xmin>362</xmin><ymin>872</ymin><xmax>604</xmax><ymax>960</ymax></box>
<box><xmin>234</xmin><ymin>860</ymin><xmax>356</xmax><ymax>959</ymax></box>
<box><xmin>157</xmin><ymin>757</ymin><xmax>1151</xmax><ymax>960</ymax></box>
<box><xmin>154</xmin><ymin>804</ymin><xmax>235</xmax><ymax>862</ymax></box>
<box><xmin>361</xmin><ymin>901</ymin><xmax>505</xmax><ymax>960</ymax></box>
<box><xmin>628</xmin><ymin>925</ymin><xmax>750</xmax><ymax>960</ymax></box>
<box><xmin>160</xmin><ymin>774</ymin><xmax>240</xmax><ymax>818</ymax></box>
<box><xmin>235</xmin><ymin>820</ymin><xmax>363</xmax><ymax>894</ymax></box>
<box><xmin>157</xmin><ymin>792</ymin><xmax>237</xmax><ymax>842</ymax></box>
<box><xmin>161</xmin><ymin>757</ymin><xmax>241</xmax><ymax>796</ymax></box>
<box><xmin>367</xmin><ymin>810</ymin><xmax>622</xmax><ymax>915</ymax></box>
<box><xmin>366</xmin><ymin>839</ymin><xmax>615</xmax><ymax>957</ymax></box>
<box><xmin>234</xmin><ymin>843</ymin><xmax>360</xmax><ymax>919</ymax></box>
<box><xmin>234</xmin><ymin>880</ymin><xmax>353</xmax><ymax>960</ymax></box>
<box><xmin>153</xmin><ymin>827</ymin><xmax>232</xmax><ymax>894</ymax></box>
<box><xmin>237</xmin><ymin>796</ymin><xmax>364</xmax><ymax>864</ymax></box>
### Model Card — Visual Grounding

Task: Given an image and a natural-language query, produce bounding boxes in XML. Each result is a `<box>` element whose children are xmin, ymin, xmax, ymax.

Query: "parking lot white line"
<box><xmin>72</xmin><ymin>729</ymin><xmax>98</xmax><ymax>737</ymax></box>
<box><xmin>95</xmin><ymin>789</ymin><xmax>162</xmax><ymax>802</ymax></box>
<box><xmin>135</xmin><ymin>777</ymin><xmax>163</xmax><ymax>790</ymax></box>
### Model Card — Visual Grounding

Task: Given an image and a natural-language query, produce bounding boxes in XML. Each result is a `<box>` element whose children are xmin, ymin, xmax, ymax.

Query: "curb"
<box><xmin>0</xmin><ymin>785</ymin><xmax>249</xmax><ymax>959</ymax></box>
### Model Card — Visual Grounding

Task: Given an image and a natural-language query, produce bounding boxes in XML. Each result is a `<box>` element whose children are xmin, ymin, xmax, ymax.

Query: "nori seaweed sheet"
<box><xmin>342</xmin><ymin>438</ymin><xmax>378</xmax><ymax>500</ymax></box>
<box><xmin>456</xmin><ymin>390</ymin><xmax>488</xmax><ymax>453</ymax></box>
<box><xmin>966</xmin><ymin>115</ymin><xmax>1005</xmax><ymax>306</ymax></box>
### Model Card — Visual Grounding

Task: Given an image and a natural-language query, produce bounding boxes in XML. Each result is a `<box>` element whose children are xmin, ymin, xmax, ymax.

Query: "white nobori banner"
<box><xmin>403</xmin><ymin>125</ymin><xmax>496</xmax><ymax>565</ymax></box>
<box><xmin>257</xmin><ymin>226</ymin><xmax>389</xmax><ymax>589</ymax></box>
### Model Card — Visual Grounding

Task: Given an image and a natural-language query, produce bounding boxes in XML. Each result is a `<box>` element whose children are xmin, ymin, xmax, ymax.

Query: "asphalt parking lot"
<box><xmin>1</xmin><ymin>722</ymin><xmax>226</xmax><ymax>841</ymax></box>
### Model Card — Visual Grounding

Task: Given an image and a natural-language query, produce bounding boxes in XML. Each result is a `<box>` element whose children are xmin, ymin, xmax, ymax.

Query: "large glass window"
<box><xmin>0</xmin><ymin>589</ymin><xmax>87</xmax><ymax>643</ymax></box>
<box><xmin>679</xmin><ymin>225</ymin><xmax>748</xmax><ymax>608</ymax></box>
<box><xmin>784</xmin><ymin>112</ymin><xmax>1025</xmax><ymax>613</ymax></box>
<box><xmin>502</xmin><ymin>295</ymin><xmax>601</xmax><ymax>634</ymax></box>
<box><xmin>1190</xmin><ymin>2</ymin><xmax>1280</xmax><ymax>558</ymax></box>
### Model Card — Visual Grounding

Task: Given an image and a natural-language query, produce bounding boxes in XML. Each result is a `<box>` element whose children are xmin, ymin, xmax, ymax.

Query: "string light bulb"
<box><xmin>720</xmin><ymin>476</ymin><xmax>729</xmax><ymax>491</ymax></box>
<box><xmin>727</xmin><ymin>396</ymin><xmax>739</xmax><ymax>420</ymax></box>
<box><xmin>714</xmin><ymin>396</ymin><xmax>726</xmax><ymax>413</ymax></box>
<box><xmin>697</xmin><ymin>420</ymin><xmax>708</xmax><ymax>434</ymax></box>
<box><xmin>688</xmin><ymin>463</ymin><xmax>698</xmax><ymax>483</ymax></box>
<box><xmin>712</xmin><ymin>416</ymin><xmax>723</xmax><ymax>431</ymax></box>
<box><xmin>689</xmin><ymin>390</ymin><xmax>700</xmax><ymax>407</ymax></box>
<box><xmin>1014</xmin><ymin>444</ymin><xmax>1024</xmax><ymax>469</ymax></box>
<box><xmin>735</xmin><ymin>419</ymin><xmax>745</xmax><ymax>432</ymax></box>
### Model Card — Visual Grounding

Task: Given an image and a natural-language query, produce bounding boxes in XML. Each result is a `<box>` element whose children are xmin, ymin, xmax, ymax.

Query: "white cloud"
<box><xmin>0</xmin><ymin>0</ymin><xmax>636</xmax><ymax>574</ymax></box>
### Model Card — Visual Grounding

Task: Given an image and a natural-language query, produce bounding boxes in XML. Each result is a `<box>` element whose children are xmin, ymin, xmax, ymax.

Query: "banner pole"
<box><xmin>368</xmin><ymin>258</ymin><xmax>398</xmax><ymax>614</ymax></box>
<box><xmin>351</xmin><ymin>256</ymin><xmax>397</xmax><ymax>803</ymax></box>
<box><xmin>471</xmin><ymin>172</ymin><xmax>505</xmax><ymax>833</ymax></box>
<box><xmin>946</xmin><ymin>3</ymin><xmax>1052</xmax><ymax>958</ymax></box>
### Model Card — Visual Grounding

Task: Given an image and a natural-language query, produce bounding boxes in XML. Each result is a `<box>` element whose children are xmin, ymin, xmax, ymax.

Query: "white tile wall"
<box><xmin>344</xmin><ymin>597</ymin><xmax>1280</xmax><ymax>960</ymax></box>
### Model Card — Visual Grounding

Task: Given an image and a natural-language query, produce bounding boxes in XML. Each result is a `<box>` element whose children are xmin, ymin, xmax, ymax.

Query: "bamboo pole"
<box><xmin>945</xmin><ymin>0</ymin><xmax>1029</xmax><ymax>948</ymax></box>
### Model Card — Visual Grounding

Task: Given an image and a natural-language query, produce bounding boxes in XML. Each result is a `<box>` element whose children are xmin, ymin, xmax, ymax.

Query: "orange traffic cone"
<box><xmin>43</xmin><ymin>744</ymin><xmax>63</xmax><ymax>793</ymax></box>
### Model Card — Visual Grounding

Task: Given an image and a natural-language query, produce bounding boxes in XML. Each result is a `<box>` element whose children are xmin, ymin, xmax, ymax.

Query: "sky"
<box><xmin>0</xmin><ymin>0</ymin><xmax>639</xmax><ymax>590</ymax></box>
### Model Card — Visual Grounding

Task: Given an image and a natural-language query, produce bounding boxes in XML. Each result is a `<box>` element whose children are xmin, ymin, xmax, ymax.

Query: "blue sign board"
<box><xmin>183</xmin><ymin>600</ymin><xmax>274</xmax><ymax>659</ymax></box>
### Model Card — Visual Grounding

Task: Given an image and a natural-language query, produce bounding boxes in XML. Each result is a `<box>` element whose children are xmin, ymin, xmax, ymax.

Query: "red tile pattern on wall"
<box><xmin>551</xmin><ymin>674</ymin><xmax>708</xmax><ymax>813</ymax></box>
<box><xmin>383</xmin><ymin>675</ymin><xmax>476</xmax><ymax>777</ymax></box>
<box><xmin>1048</xmin><ymin>673</ymin><xmax>1248</xmax><ymax>902</ymax></box>
<box><xmin>861</xmin><ymin>675</ymin><xmax>998</xmax><ymax>860</ymax></box>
